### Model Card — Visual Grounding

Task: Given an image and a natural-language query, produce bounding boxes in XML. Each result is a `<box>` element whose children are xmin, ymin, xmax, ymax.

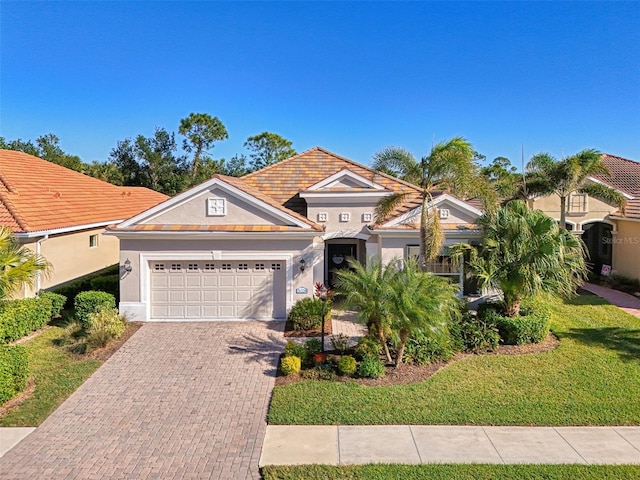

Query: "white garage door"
<box><xmin>150</xmin><ymin>260</ymin><xmax>285</xmax><ymax>320</ymax></box>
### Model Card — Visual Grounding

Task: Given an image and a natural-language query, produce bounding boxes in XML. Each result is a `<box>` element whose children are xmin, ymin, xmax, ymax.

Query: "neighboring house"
<box><xmin>531</xmin><ymin>154</ymin><xmax>640</xmax><ymax>279</ymax></box>
<box><xmin>109</xmin><ymin>147</ymin><xmax>483</xmax><ymax>321</ymax></box>
<box><xmin>0</xmin><ymin>149</ymin><xmax>168</xmax><ymax>297</ymax></box>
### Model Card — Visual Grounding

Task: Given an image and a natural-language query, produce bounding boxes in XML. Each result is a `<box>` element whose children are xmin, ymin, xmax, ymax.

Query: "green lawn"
<box><xmin>0</xmin><ymin>326</ymin><xmax>101</xmax><ymax>426</ymax></box>
<box><xmin>261</xmin><ymin>464</ymin><xmax>640</xmax><ymax>480</ymax></box>
<box><xmin>268</xmin><ymin>294</ymin><xmax>640</xmax><ymax>425</ymax></box>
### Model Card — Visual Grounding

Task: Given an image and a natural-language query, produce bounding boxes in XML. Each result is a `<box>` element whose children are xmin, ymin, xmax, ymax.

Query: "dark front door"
<box><xmin>327</xmin><ymin>243</ymin><xmax>357</xmax><ymax>287</ymax></box>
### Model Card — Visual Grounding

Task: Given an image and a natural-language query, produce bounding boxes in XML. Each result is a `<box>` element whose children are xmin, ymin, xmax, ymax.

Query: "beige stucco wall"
<box><xmin>20</xmin><ymin>227</ymin><xmax>119</xmax><ymax>297</ymax></box>
<box><xmin>145</xmin><ymin>187</ymin><xmax>288</xmax><ymax>226</ymax></box>
<box><xmin>307</xmin><ymin>202</ymin><xmax>377</xmax><ymax>233</ymax></box>
<box><xmin>531</xmin><ymin>193</ymin><xmax>618</xmax><ymax>230</ymax></box>
<box><xmin>612</xmin><ymin>220</ymin><xmax>640</xmax><ymax>280</ymax></box>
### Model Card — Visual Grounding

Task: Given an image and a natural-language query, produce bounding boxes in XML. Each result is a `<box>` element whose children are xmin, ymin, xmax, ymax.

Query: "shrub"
<box><xmin>288</xmin><ymin>297</ymin><xmax>332</xmax><ymax>331</ymax></box>
<box><xmin>357</xmin><ymin>356</ymin><xmax>386</xmax><ymax>379</ymax></box>
<box><xmin>75</xmin><ymin>291</ymin><xmax>116</xmax><ymax>329</ymax></box>
<box><xmin>337</xmin><ymin>355</ymin><xmax>357</xmax><ymax>376</ymax></box>
<box><xmin>401</xmin><ymin>330</ymin><xmax>455</xmax><ymax>365</ymax></box>
<box><xmin>0</xmin><ymin>297</ymin><xmax>53</xmax><ymax>344</ymax></box>
<box><xmin>280</xmin><ymin>355</ymin><xmax>301</xmax><ymax>376</ymax></box>
<box><xmin>354</xmin><ymin>334</ymin><xmax>382</xmax><ymax>360</ymax></box>
<box><xmin>455</xmin><ymin>312</ymin><xmax>500</xmax><ymax>353</ymax></box>
<box><xmin>0</xmin><ymin>345</ymin><xmax>29</xmax><ymax>404</ymax></box>
<box><xmin>300</xmin><ymin>364</ymin><xmax>335</xmax><ymax>381</ymax></box>
<box><xmin>305</xmin><ymin>338</ymin><xmax>323</xmax><ymax>356</ymax></box>
<box><xmin>479</xmin><ymin>301</ymin><xmax>551</xmax><ymax>345</ymax></box>
<box><xmin>85</xmin><ymin>307</ymin><xmax>126</xmax><ymax>349</ymax></box>
<box><xmin>283</xmin><ymin>340</ymin><xmax>307</xmax><ymax>364</ymax></box>
<box><xmin>330</xmin><ymin>333</ymin><xmax>349</xmax><ymax>354</ymax></box>
<box><xmin>603</xmin><ymin>273</ymin><xmax>640</xmax><ymax>294</ymax></box>
<box><xmin>40</xmin><ymin>291</ymin><xmax>67</xmax><ymax>318</ymax></box>
<box><xmin>90</xmin><ymin>274</ymin><xmax>119</xmax><ymax>299</ymax></box>
<box><xmin>52</xmin><ymin>264</ymin><xmax>119</xmax><ymax>308</ymax></box>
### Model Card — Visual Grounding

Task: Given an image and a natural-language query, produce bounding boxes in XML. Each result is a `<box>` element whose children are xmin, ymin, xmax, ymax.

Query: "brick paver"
<box><xmin>0</xmin><ymin>321</ymin><xmax>285</xmax><ymax>480</ymax></box>
<box><xmin>581</xmin><ymin>283</ymin><xmax>640</xmax><ymax>318</ymax></box>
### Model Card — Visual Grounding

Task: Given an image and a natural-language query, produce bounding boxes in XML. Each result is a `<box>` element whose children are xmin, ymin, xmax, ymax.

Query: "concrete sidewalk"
<box><xmin>0</xmin><ymin>428</ymin><xmax>35</xmax><ymax>458</ymax></box>
<box><xmin>260</xmin><ymin>425</ymin><xmax>640</xmax><ymax>466</ymax></box>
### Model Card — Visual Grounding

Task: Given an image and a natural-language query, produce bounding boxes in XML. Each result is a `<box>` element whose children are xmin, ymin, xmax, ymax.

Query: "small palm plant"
<box><xmin>0</xmin><ymin>227</ymin><xmax>51</xmax><ymax>299</ymax></box>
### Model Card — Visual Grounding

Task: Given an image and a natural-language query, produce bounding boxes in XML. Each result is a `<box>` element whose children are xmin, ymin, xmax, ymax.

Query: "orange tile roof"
<box><xmin>591</xmin><ymin>154</ymin><xmax>640</xmax><ymax>219</ymax></box>
<box><xmin>242</xmin><ymin>147</ymin><xmax>422</xmax><ymax>217</ymax></box>
<box><xmin>0</xmin><ymin>149</ymin><xmax>169</xmax><ymax>233</ymax></box>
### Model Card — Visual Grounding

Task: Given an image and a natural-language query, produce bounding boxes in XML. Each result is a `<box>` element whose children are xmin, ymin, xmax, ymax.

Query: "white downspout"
<box><xmin>35</xmin><ymin>234</ymin><xmax>49</xmax><ymax>294</ymax></box>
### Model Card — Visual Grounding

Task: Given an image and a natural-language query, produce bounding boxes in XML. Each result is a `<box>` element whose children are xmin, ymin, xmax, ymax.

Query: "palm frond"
<box><xmin>579</xmin><ymin>183</ymin><xmax>627</xmax><ymax>213</ymax></box>
<box><xmin>374</xmin><ymin>192</ymin><xmax>408</xmax><ymax>223</ymax></box>
<box><xmin>372</xmin><ymin>147</ymin><xmax>420</xmax><ymax>183</ymax></box>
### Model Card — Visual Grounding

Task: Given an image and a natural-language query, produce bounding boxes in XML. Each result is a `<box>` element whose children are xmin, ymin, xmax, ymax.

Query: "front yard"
<box><xmin>268</xmin><ymin>293</ymin><xmax>640</xmax><ymax>425</ymax></box>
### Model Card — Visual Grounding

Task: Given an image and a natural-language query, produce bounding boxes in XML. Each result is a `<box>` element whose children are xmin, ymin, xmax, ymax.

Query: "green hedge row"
<box><xmin>0</xmin><ymin>296</ymin><xmax>57</xmax><ymax>344</ymax></box>
<box><xmin>75</xmin><ymin>291</ymin><xmax>116</xmax><ymax>330</ymax></box>
<box><xmin>51</xmin><ymin>264</ymin><xmax>119</xmax><ymax>308</ymax></box>
<box><xmin>0</xmin><ymin>345</ymin><xmax>29</xmax><ymax>404</ymax></box>
<box><xmin>478</xmin><ymin>301</ymin><xmax>551</xmax><ymax>345</ymax></box>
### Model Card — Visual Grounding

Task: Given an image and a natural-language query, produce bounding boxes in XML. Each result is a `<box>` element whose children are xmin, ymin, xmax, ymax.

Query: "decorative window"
<box><xmin>339</xmin><ymin>212</ymin><xmax>350</xmax><ymax>222</ymax></box>
<box><xmin>153</xmin><ymin>263</ymin><xmax>165</xmax><ymax>271</ymax></box>
<box><xmin>439</xmin><ymin>209</ymin><xmax>450</xmax><ymax>219</ymax></box>
<box><xmin>207</xmin><ymin>197</ymin><xmax>226</xmax><ymax>216</ymax></box>
<box><xmin>406</xmin><ymin>245</ymin><xmax>460</xmax><ymax>274</ymax></box>
<box><xmin>362</xmin><ymin>212</ymin><xmax>373</xmax><ymax>223</ymax></box>
<box><xmin>567</xmin><ymin>194</ymin><xmax>587</xmax><ymax>213</ymax></box>
<box><xmin>237</xmin><ymin>263</ymin><xmax>249</xmax><ymax>271</ymax></box>
<box><xmin>221</xmin><ymin>263</ymin><xmax>232</xmax><ymax>271</ymax></box>
<box><xmin>170</xmin><ymin>263</ymin><xmax>182</xmax><ymax>272</ymax></box>
<box><xmin>89</xmin><ymin>234</ymin><xmax>98</xmax><ymax>248</ymax></box>
<box><xmin>203</xmin><ymin>263</ymin><xmax>215</xmax><ymax>271</ymax></box>
<box><xmin>187</xmin><ymin>263</ymin><xmax>199</xmax><ymax>271</ymax></box>
<box><xmin>255</xmin><ymin>263</ymin><xmax>266</xmax><ymax>271</ymax></box>
<box><xmin>271</xmin><ymin>263</ymin><xmax>282</xmax><ymax>270</ymax></box>
<box><xmin>317</xmin><ymin>212</ymin><xmax>328</xmax><ymax>222</ymax></box>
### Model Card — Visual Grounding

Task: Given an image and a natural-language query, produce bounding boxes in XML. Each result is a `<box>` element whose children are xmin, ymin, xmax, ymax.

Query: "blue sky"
<box><xmin>1</xmin><ymin>1</ymin><xmax>639</xmax><ymax>168</ymax></box>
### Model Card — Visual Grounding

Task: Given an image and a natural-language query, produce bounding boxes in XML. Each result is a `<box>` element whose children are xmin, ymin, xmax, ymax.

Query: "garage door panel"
<box><xmin>186</xmin><ymin>290</ymin><xmax>201</xmax><ymax>302</ymax></box>
<box><xmin>169</xmin><ymin>276</ymin><xmax>185</xmax><ymax>288</ymax></box>
<box><xmin>203</xmin><ymin>290</ymin><xmax>218</xmax><ymax>302</ymax></box>
<box><xmin>186</xmin><ymin>276</ymin><xmax>202</xmax><ymax>287</ymax></box>
<box><xmin>236</xmin><ymin>289</ymin><xmax>252</xmax><ymax>302</ymax></box>
<box><xmin>203</xmin><ymin>276</ymin><xmax>218</xmax><ymax>287</ymax></box>
<box><xmin>236</xmin><ymin>276</ymin><xmax>252</xmax><ymax>287</ymax></box>
<box><xmin>186</xmin><ymin>305</ymin><xmax>201</xmax><ymax>317</ymax></box>
<box><xmin>218</xmin><ymin>305</ymin><xmax>235</xmax><ymax>317</ymax></box>
<box><xmin>168</xmin><ymin>305</ymin><xmax>185</xmax><ymax>317</ymax></box>
<box><xmin>219</xmin><ymin>276</ymin><xmax>235</xmax><ymax>287</ymax></box>
<box><xmin>169</xmin><ymin>290</ymin><xmax>185</xmax><ymax>302</ymax></box>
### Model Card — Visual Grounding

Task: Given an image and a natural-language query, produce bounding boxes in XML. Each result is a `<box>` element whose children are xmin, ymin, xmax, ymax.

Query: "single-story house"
<box><xmin>109</xmin><ymin>147</ymin><xmax>483</xmax><ymax>321</ymax></box>
<box><xmin>531</xmin><ymin>153</ymin><xmax>640</xmax><ymax>279</ymax></box>
<box><xmin>0</xmin><ymin>149</ymin><xmax>168</xmax><ymax>297</ymax></box>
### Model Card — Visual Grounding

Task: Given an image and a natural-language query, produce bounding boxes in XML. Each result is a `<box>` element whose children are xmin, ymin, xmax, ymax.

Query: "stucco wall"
<box><xmin>612</xmin><ymin>220</ymin><xmax>640</xmax><ymax>280</ymax></box>
<box><xmin>531</xmin><ymin>193</ymin><xmax>618</xmax><ymax>230</ymax></box>
<box><xmin>21</xmin><ymin>228</ymin><xmax>119</xmax><ymax>297</ymax></box>
<box><xmin>307</xmin><ymin>202</ymin><xmax>377</xmax><ymax>233</ymax></box>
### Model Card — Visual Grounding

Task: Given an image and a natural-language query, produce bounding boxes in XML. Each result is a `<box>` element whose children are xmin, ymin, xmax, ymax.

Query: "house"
<box><xmin>0</xmin><ymin>149</ymin><xmax>168</xmax><ymax>297</ymax></box>
<box><xmin>531</xmin><ymin>153</ymin><xmax>640</xmax><ymax>279</ymax></box>
<box><xmin>109</xmin><ymin>147</ymin><xmax>483</xmax><ymax>321</ymax></box>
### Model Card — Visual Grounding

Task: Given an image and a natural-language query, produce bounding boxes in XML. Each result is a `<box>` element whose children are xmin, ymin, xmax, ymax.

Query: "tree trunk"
<box><xmin>559</xmin><ymin>195</ymin><xmax>567</xmax><ymax>230</ymax></box>
<box><xmin>378</xmin><ymin>329</ymin><xmax>393</xmax><ymax>364</ymax></box>
<box><xmin>504</xmin><ymin>295</ymin><xmax>521</xmax><ymax>317</ymax></box>
<box><xmin>419</xmin><ymin>193</ymin><xmax>428</xmax><ymax>271</ymax></box>
<box><xmin>394</xmin><ymin>329</ymin><xmax>409</xmax><ymax>367</ymax></box>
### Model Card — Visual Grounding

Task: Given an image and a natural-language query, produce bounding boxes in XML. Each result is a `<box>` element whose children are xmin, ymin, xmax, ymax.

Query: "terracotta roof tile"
<box><xmin>591</xmin><ymin>154</ymin><xmax>640</xmax><ymax>219</ymax></box>
<box><xmin>0</xmin><ymin>149</ymin><xmax>169</xmax><ymax>233</ymax></box>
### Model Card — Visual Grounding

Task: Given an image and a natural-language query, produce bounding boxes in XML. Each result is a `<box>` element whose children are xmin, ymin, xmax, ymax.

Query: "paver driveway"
<box><xmin>0</xmin><ymin>321</ymin><xmax>285</xmax><ymax>480</ymax></box>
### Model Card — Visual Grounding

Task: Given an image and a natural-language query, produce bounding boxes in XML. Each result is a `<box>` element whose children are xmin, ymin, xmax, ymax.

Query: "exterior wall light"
<box><xmin>299</xmin><ymin>258</ymin><xmax>306</xmax><ymax>272</ymax></box>
<box><xmin>124</xmin><ymin>258</ymin><xmax>133</xmax><ymax>273</ymax></box>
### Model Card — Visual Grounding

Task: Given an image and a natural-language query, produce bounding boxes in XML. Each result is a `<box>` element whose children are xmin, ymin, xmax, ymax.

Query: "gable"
<box><xmin>381</xmin><ymin>194</ymin><xmax>482</xmax><ymax>228</ymax></box>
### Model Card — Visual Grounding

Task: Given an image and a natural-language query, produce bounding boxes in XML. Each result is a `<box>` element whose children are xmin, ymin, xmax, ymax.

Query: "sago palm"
<box><xmin>0</xmin><ymin>227</ymin><xmax>51</xmax><ymax>299</ymax></box>
<box><xmin>525</xmin><ymin>149</ymin><xmax>626</xmax><ymax>229</ymax></box>
<box><xmin>450</xmin><ymin>201</ymin><xmax>587</xmax><ymax>317</ymax></box>
<box><xmin>373</xmin><ymin>137</ymin><xmax>495</xmax><ymax>267</ymax></box>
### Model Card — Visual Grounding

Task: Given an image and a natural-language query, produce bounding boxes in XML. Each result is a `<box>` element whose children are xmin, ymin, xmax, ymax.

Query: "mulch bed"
<box><xmin>275</xmin><ymin>332</ymin><xmax>560</xmax><ymax>387</ymax></box>
<box><xmin>283</xmin><ymin>321</ymin><xmax>332</xmax><ymax>338</ymax></box>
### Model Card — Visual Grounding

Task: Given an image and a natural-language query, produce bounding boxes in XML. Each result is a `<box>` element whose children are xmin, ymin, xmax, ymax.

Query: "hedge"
<box><xmin>74</xmin><ymin>291</ymin><xmax>116</xmax><ymax>329</ymax></box>
<box><xmin>478</xmin><ymin>301</ymin><xmax>551</xmax><ymax>345</ymax></box>
<box><xmin>0</xmin><ymin>297</ymin><xmax>53</xmax><ymax>344</ymax></box>
<box><xmin>52</xmin><ymin>264</ymin><xmax>119</xmax><ymax>308</ymax></box>
<box><xmin>39</xmin><ymin>291</ymin><xmax>67</xmax><ymax>318</ymax></box>
<box><xmin>0</xmin><ymin>345</ymin><xmax>29</xmax><ymax>404</ymax></box>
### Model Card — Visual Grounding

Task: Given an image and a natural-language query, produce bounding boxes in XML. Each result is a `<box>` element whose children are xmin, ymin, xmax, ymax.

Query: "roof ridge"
<box><xmin>602</xmin><ymin>153</ymin><xmax>640</xmax><ymax>165</ymax></box>
<box><xmin>0</xmin><ymin>189</ymin><xmax>30</xmax><ymax>231</ymax></box>
<box><xmin>0</xmin><ymin>171</ymin><xmax>18</xmax><ymax>194</ymax></box>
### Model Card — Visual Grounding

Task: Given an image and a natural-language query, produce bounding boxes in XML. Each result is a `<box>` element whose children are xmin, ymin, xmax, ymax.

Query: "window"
<box><xmin>203</xmin><ymin>263</ymin><xmax>215</xmax><ymax>271</ymax></box>
<box><xmin>89</xmin><ymin>234</ymin><xmax>98</xmax><ymax>248</ymax></box>
<box><xmin>170</xmin><ymin>263</ymin><xmax>182</xmax><ymax>272</ymax></box>
<box><xmin>187</xmin><ymin>263</ymin><xmax>199</xmax><ymax>271</ymax></box>
<box><xmin>207</xmin><ymin>197</ymin><xmax>226</xmax><ymax>216</ymax></box>
<box><xmin>255</xmin><ymin>263</ymin><xmax>266</xmax><ymax>271</ymax></box>
<box><xmin>237</xmin><ymin>263</ymin><xmax>249</xmax><ymax>271</ymax></box>
<box><xmin>221</xmin><ymin>263</ymin><xmax>232</xmax><ymax>271</ymax></box>
<box><xmin>406</xmin><ymin>245</ymin><xmax>460</xmax><ymax>274</ymax></box>
<box><xmin>271</xmin><ymin>263</ymin><xmax>282</xmax><ymax>270</ymax></box>
<box><xmin>339</xmin><ymin>212</ymin><xmax>350</xmax><ymax>222</ymax></box>
<box><xmin>439</xmin><ymin>209</ymin><xmax>450</xmax><ymax>219</ymax></box>
<box><xmin>317</xmin><ymin>212</ymin><xmax>328</xmax><ymax>222</ymax></box>
<box><xmin>362</xmin><ymin>212</ymin><xmax>373</xmax><ymax>223</ymax></box>
<box><xmin>567</xmin><ymin>194</ymin><xmax>587</xmax><ymax>213</ymax></box>
<box><xmin>153</xmin><ymin>263</ymin><xmax>165</xmax><ymax>272</ymax></box>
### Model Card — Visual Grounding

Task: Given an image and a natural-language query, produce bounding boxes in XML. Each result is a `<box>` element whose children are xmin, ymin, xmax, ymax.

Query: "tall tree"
<box><xmin>481</xmin><ymin>156</ymin><xmax>522</xmax><ymax>199</ymax></box>
<box><xmin>36</xmin><ymin>133</ymin><xmax>84</xmax><ymax>171</ymax></box>
<box><xmin>83</xmin><ymin>161</ymin><xmax>124</xmax><ymax>185</ymax></box>
<box><xmin>373</xmin><ymin>137</ymin><xmax>494</xmax><ymax>267</ymax></box>
<box><xmin>450</xmin><ymin>200</ymin><xmax>588</xmax><ymax>317</ymax></box>
<box><xmin>244</xmin><ymin>131</ymin><xmax>296</xmax><ymax>171</ymax></box>
<box><xmin>0</xmin><ymin>137</ymin><xmax>40</xmax><ymax>157</ymax></box>
<box><xmin>179</xmin><ymin>113</ymin><xmax>228</xmax><ymax>182</ymax></box>
<box><xmin>0</xmin><ymin>227</ymin><xmax>51</xmax><ymax>299</ymax></box>
<box><xmin>525</xmin><ymin>149</ymin><xmax>626</xmax><ymax>229</ymax></box>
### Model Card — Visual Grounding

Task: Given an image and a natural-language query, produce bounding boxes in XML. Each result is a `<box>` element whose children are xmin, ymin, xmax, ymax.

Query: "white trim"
<box><xmin>321</xmin><ymin>229</ymin><xmax>371</xmax><ymax>241</ymax></box>
<box><xmin>383</xmin><ymin>194</ymin><xmax>482</xmax><ymax>227</ymax></box>
<box><xmin>139</xmin><ymin>252</ymin><xmax>294</xmax><ymax>322</ymax></box>
<box><xmin>14</xmin><ymin>220</ymin><xmax>124</xmax><ymax>238</ymax></box>
<box><xmin>581</xmin><ymin>218</ymin><xmax>617</xmax><ymax>229</ymax></box>
<box><xmin>118</xmin><ymin>177</ymin><xmax>313</xmax><ymax>230</ymax></box>
<box><xmin>586</xmin><ymin>177</ymin><xmax>634</xmax><ymax>200</ymax></box>
<box><xmin>367</xmin><ymin>228</ymin><xmax>482</xmax><ymax>238</ymax></box>
<box><xmin>305</xmin><ymin>169</ymin><xmax>386</xmax><ymax>191</ymax></box>
<box><xmin>300</xmin><ymin>191</ymin><xmax>390</xmax><ymax>201</ymax></box>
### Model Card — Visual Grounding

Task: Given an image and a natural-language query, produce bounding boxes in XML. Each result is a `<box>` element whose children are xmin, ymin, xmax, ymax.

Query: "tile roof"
<box><xmin>592</xmin><ymin>154</ymin><xmax>640</xmax><ymax>219</ymax></box>
<box><xmin>119</xmin><ymin>224</ymin><xmax>317</xmax><ymax>233</ymax></box>
<box><xmin>242</xmin><ymin>147</ymin><xmax>423</xmax><ymax>217</ymax></box>
<box><xmin>0</xmin><ymin>149</ymin><xmax>169</xmax><ymax>233</ymax></box>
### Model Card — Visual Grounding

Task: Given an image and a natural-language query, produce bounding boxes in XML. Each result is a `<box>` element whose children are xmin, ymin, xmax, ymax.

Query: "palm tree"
<box><xmin>525</xmin><ymin>149</ymin><xmax>626</xmax><ymax>229</ymax></box>
<box><xmin>450</xmin><ymin>201</ymin><xmax>587</xmax><ymax>317</ymax></box>
<box><xmin>387</xmin><ymin>257</ymin><xmax>460</xmax><ymax>366</ymax></box>
<box><xmin>373</xmin><ymin>137</ymin><xmax>495</xmax><ymax>267</ymax></box>
<box><xmin>333</xmin><ymin>257</ymin><xmax>396</xmax><ymax>363</ymax></box>
<box><xmin>0</xmin><ymin>227</ymin><xmax>51</xmax><ymax>299</ymax></box>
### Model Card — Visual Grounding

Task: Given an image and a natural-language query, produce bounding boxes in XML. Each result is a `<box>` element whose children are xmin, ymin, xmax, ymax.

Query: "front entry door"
<box><xmin>327</xmin><ymin>243</ymin><xmax>357</xmax><ymax>287</ymax></box>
